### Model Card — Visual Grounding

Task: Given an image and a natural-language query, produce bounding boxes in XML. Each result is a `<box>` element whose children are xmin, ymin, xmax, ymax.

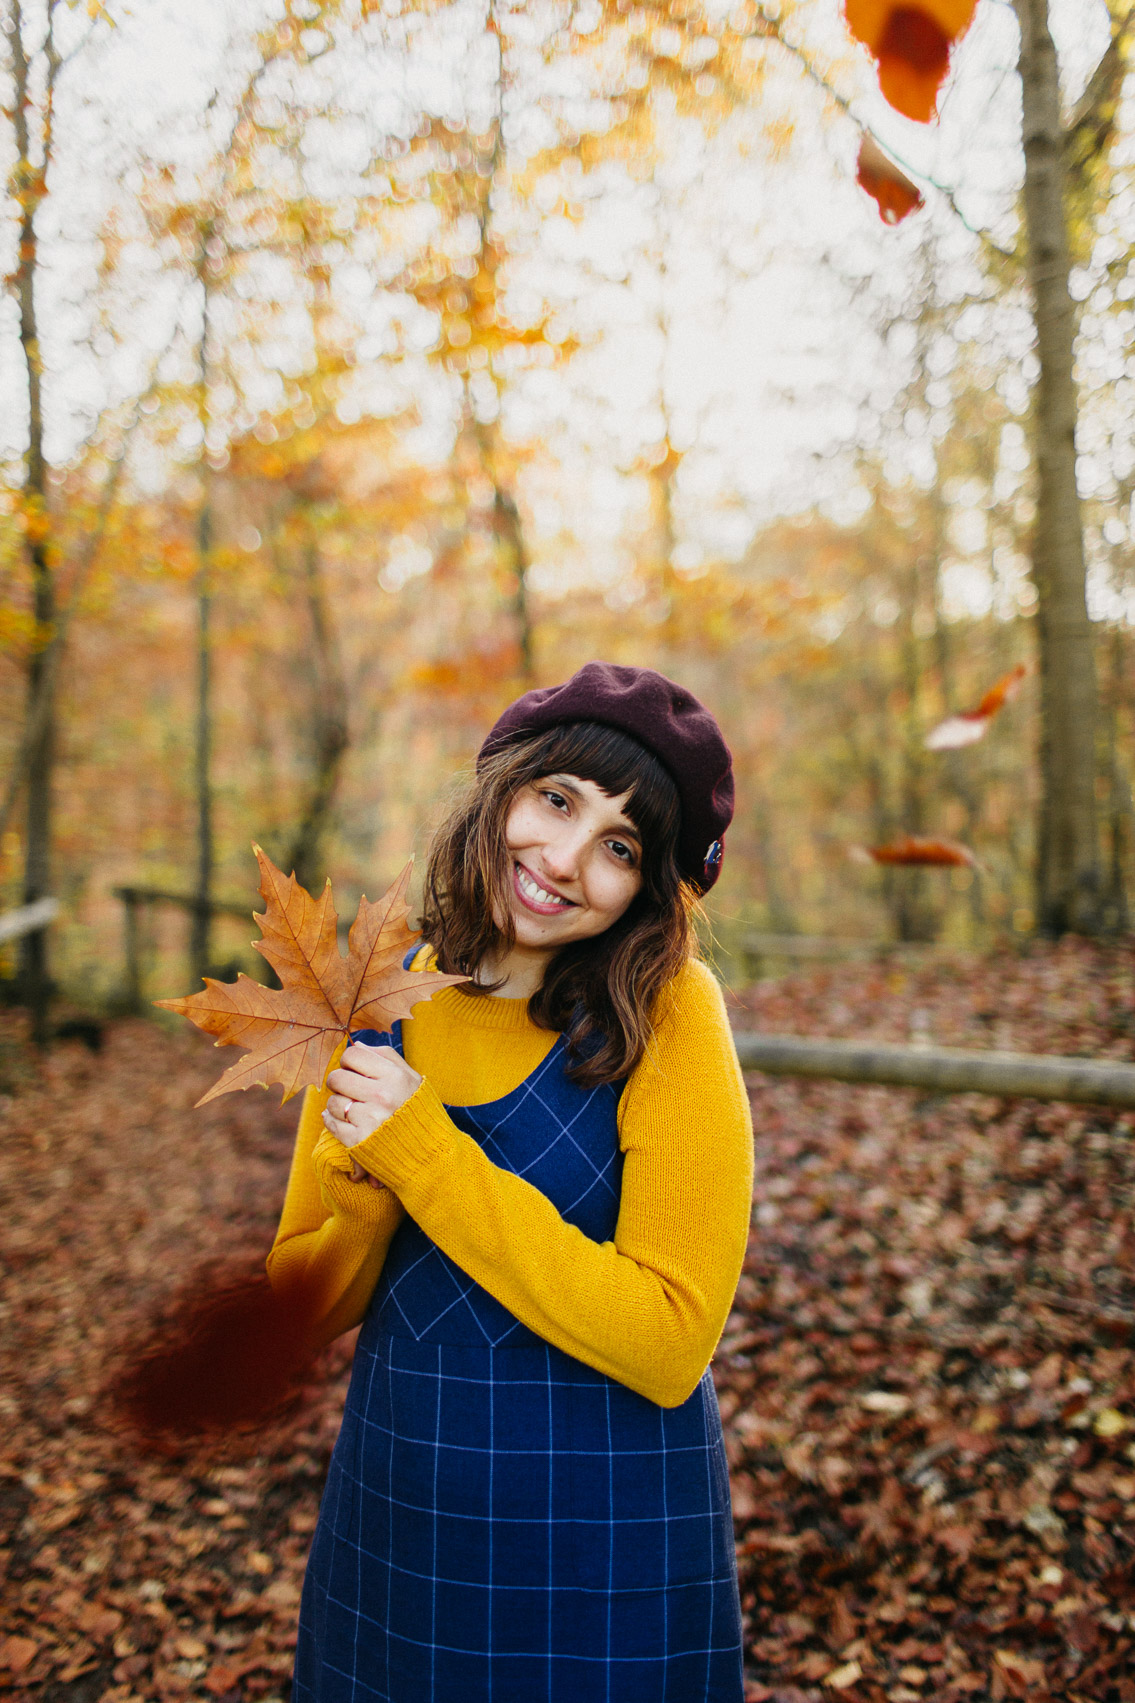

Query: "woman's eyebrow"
<box><xmin>542</xmin><ymin>775</ymin><xmax>641</xmax><ymax>842</ymax></box>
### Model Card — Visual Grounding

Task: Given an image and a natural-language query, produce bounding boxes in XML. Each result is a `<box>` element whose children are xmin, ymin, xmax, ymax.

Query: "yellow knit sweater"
<box><xmin>267</xmin><ymin>954</ymin><xmax>753</xmax><ymax>1408</ymax></box>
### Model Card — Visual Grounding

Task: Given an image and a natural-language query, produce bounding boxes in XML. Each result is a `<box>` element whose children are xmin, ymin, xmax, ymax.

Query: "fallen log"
<box><xmin>733</xmin><ymin>1032</ymin><xmax>1135</xmax><ymax>1109</ymax></box>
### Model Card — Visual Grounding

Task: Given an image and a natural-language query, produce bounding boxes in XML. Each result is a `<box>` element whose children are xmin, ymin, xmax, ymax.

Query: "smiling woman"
<box><xmin>267</xmin><ymin>661</ymin><xmax>753</xmax><ymax>1703</ymax></box>
<box><xmin>499</xmin><ymin>772</ymin><xmax>645</xmax><ymax>971</ymax></box>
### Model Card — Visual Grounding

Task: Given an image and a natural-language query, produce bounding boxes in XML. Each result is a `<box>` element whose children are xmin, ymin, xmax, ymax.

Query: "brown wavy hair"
<box><xmin>419</xmin><ymin>721</ymin><xmax>703</xmax><ymax>1087</ymax></box>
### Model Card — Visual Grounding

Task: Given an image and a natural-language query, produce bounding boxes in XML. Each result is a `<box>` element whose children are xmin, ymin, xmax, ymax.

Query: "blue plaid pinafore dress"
<box><xmin>294</xmin><ymin>1006</ymin><xmax>743</xmax><ymax>1703</ymax></box>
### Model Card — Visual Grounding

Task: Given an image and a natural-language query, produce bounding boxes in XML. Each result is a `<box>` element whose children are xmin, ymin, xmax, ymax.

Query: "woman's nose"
<box><xmin>542</xmin><ymin>833</ymin><xmax>585</xmax><ymax>880</ymax></box>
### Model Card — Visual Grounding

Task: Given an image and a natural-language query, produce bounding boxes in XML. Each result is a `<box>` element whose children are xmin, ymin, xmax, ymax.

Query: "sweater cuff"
<box><xmin>349</xmin><ymin>1076</ymin><xmax>458</xmax><ymax>1192</ymax></box>
<box><xmin>313</xmin><ymin>1131</ymin><xmax>402</xmax><ymax>1225</ymax></box>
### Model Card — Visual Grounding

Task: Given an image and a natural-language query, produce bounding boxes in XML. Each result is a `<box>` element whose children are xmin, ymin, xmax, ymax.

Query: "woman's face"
<box><xmin>499</xmin><ymin>772</ymin><xmax>645</xmax><ymax>961</ymax></box>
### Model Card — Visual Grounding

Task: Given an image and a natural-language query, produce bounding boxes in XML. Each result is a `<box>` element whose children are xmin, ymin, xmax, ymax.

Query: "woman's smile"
<box><xmin>512</xmin><ymin>859</ymin><xmax>576</xmax><ymax>914</ymax></box>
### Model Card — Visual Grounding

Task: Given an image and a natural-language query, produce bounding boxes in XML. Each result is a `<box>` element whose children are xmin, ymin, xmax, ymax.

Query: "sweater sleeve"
<box><xmin>266</xmin><ymin>1075</ymin><xmax>406</xmax><ymax>1347</ymax></box>
<box><xmin>344</xmin><ymin>960</ymin><xmax>754</xmax><ymax>1406</ymax></box>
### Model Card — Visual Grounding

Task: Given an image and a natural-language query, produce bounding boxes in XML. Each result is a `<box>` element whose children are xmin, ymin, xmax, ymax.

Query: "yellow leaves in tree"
<box><xmin>157</xmin><ymin>848</ymin><xmax>467</xmax><ymax>1104</ymax></box>
<box><xmin>844</xmin><ymin>0</ymin><xmax>979</xmax><ymax>124</ymax></box>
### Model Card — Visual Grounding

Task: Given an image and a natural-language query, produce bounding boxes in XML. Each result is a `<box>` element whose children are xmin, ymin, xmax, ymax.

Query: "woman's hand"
<box><xmin>322</xmin><ymin>1043</ymin><xmax>423</xmax><ymax>1164</ymax></box>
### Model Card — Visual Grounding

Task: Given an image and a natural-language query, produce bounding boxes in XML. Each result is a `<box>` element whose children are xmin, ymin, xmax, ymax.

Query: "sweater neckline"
<box><xmin>410</xmin><ymin>944</ymin><xmax>551</xmax><ymax>1035</ymax></box>
<box><xmin>426</xmin><ymin>983</ymin><xmax>546</xmax><ymax>1034</ymax></box>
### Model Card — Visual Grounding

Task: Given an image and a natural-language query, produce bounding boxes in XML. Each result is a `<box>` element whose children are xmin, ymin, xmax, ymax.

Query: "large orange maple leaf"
<box><xmin>157</xmin><ymin>847</ymin><xmax>468</xmax><ymax>1105</ymax></box>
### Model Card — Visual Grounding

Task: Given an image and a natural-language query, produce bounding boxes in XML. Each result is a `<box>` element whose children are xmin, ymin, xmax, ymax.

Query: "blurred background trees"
<box><xmin>1</xmin><ymin>0</ymin><xmax>1132</xmax><ymax>1016</ymax></box>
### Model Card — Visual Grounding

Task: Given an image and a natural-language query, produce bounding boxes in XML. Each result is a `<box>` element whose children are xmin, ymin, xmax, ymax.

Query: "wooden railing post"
<box><xmin>119</xmin><ymin>888</ymin><xmax>143</xmax><ymax>1014</ymax></box>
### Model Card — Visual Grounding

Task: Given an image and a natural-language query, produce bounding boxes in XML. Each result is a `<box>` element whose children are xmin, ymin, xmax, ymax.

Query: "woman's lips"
<box><xmin>512</xmin><ymin>861</ymin><xmax>575</xmax><ymax>916</ymax></box>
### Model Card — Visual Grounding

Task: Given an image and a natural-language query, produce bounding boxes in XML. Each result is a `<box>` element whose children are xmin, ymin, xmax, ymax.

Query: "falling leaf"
<box><xmin>852</xmin><ymin>834</ymin><xmax>978</xmax><ymax>867</ymax></box>
<box><xmin>973</xmin><ymin>663</ymin><xmax>1028</xmax><ymax>719</ymax></box>
<box><xmin>844</xmin><ymin>0</ymin><xmax>978</xmax><ymax>122</ymax></box>
<box><xmin>156</xmin><ymin>847</ymin><xmax>468</xmax><ymax>1105</ymax></box>
<box><xmin>925</xmin><ymin>663</ymin><xmax>1027</xmax><ymax>750</ymax></box>
<box><xmin>856</xmin><ymin>134</ymin><xmax>924</xmax><ymax>225</ymax></box>
<box><xmin>1094</xmin><ymin>1408</ymin><xmax>1130</xmax><ymax>1437</ymax></box>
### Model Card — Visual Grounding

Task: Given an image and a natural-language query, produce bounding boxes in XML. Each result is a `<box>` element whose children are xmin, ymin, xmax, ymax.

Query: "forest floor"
<box><xmin>0</xmin><ymin>937</ymin><xmax>1133</xmax><ymax>1703</ymax></box>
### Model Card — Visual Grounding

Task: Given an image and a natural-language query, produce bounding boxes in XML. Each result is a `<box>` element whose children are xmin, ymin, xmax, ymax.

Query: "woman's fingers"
<box><xmin>323</xmin><ymin>1100</ymin><xmax>384</xmax><ymax>1146</ymax></box>
<box><xmin>326</xmin><ymin>1050</ymin><xmax>422</xmax><ymax>1115</ymax></box>
<box><xmin>347</xmin><ymin>1157</ymin><xmax>386</xmax><ymax>1191</ymax></box>
<box><xmin>340</xmin><ymin>1041</ymin><xmax>409</xmax><ymax>1079</ymax></box>
<box><xmin>321</xmin><ymin>1045</ymin><xmax>422</xmax><ymax>1152</ymax></box>
<box><xmin>327</xmin><ymin>1053</ymin><xmax>403</xmax><ymax>1102</ymax></box>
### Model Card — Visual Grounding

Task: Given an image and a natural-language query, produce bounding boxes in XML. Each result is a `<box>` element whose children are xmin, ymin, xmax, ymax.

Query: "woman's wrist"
<box><xmin>313</xmin><ymin>1132</ymin><xmax>396</xmax><ymax>1220</ymax></box>
<box><xmin>347</xmin><ymin>1076</ymin><xmax>456</xmax><ymax>1193</ymax></box>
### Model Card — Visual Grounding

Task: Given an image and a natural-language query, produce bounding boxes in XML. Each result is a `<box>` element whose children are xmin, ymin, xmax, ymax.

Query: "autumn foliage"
<box><xmin>125</xmin><ymin>802</ymin><xmax>977</xmax><ymax>1447</ymax></box>
<box><xmin>106</xmin><ymin>851</ymin><xmax>465</xmax><ymax>1440</ymax></box>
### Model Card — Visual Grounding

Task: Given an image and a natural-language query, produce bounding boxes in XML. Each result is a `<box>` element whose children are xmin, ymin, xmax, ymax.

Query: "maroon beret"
<box><xmin>478</xmin><ymin>661</ymin><xmax>734</xmax><ymax>891</ymax></box>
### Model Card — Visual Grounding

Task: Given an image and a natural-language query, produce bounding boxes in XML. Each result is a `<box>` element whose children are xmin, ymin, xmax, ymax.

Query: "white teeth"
<box><xmin>517</xmin><ymin>865</ymin><xmax>568</xmax><ymax>906</ymax></box>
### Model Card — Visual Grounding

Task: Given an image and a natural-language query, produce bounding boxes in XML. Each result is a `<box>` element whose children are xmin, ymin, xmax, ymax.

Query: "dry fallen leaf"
<box><xmin>824</xmin><ymin>1658</ymin><xmax>864</xmax><ymax>1690</ymax></box>
<box><xmin>157</xmin><ymin>847</ymin><xmax>468</xmax><ymax>1105</ymax></box>
<box><xmin>844</xmin><ymin>0</ymin><xmax>978</xmax><ymax>123</ymax></box>
<box><xmin>925</xmin><ymin>663</ymin><xmax>1027</xmax><ymax>750</ymax></box>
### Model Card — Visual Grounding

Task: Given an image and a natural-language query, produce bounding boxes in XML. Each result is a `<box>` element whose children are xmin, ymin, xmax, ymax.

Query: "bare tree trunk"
<box><xmin>928</xmin><ymin>502</ymin><xmax>987</xmax><ymax>933</ymax></box>
<box><xmin>285</xmin><ymin>529</ymin><xmax>349</xmax><ymax>894</ymax></box>
<box><xmin>751</xmin><ymin>789</ymin><xmax>797</xmax><ymax>934</ymax></box>
<box><xmin>647</xmin><ymin>442</ymin><xmax>681</xmax><ymax>659</ymax></box>
<box><xmin>491</xmin><ymin>479</ymin><xmax>533</xmax><ymax>682</ymax></box>
<box><xmin>10</xmin><ymin>0</ymin><xmax>57</xmax><ymax>1044</ymax></box>
<box><xmin>466</xmin><ymin>18</ymin><xmax>534</xmax><ymax>684</ymax></box>
<box><xmin>897</xmin><ymin>564</ymin><xmax>937</xmax><ymax>943</ymax></box>
<box><xmin>190</xmin><ymin>249</ymin><xmax>214</xmax><ymax>987</ymax></box>
<box><xmin>1014</xmin><ymin>0</ymin><xmax>1101</xmax><ymax>934</ymax></box>
<box><xmin>1103</xmin><ymin>624</ymin><xmax>1132</xmax><ymax>931</ymax></box>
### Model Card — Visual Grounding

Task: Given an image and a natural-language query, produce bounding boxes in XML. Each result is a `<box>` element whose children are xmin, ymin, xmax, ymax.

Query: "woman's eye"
<box><xmin>542</xmin><ymin>790</ymin><xmax>568</xmax><ymax>811</ymax></box>
<box><xmin>608</xmin><ymin>841</ymin><xmax>635</xmax><ymax>864</ymax></box>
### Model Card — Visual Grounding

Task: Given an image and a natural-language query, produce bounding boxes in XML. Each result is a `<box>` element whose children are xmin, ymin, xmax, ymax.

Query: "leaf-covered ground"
<box><xmin>0</xmin><ymin>938</ymin><xmax>1132</xmax><ymax>1703</ymax></box>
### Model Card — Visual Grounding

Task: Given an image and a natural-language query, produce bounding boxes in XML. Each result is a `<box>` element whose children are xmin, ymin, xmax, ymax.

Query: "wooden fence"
<box><xmin>112</xmin><ymin>886</ymin><xmax>255</xmax><ymax>1012</ymax></box>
